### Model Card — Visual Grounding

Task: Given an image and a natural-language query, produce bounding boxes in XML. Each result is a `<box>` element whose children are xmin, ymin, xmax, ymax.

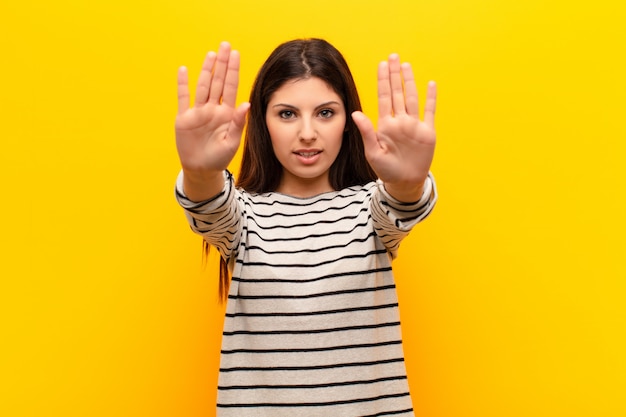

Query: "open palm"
<box><xmin>352</xmin><ymin>54</ymin><xmax>437</xmax><ymax>201</ymax></box>
<box><xmin>175</xmin><ymin>42</ymin><xmax>249</xmax><ymax>174</ymax></box>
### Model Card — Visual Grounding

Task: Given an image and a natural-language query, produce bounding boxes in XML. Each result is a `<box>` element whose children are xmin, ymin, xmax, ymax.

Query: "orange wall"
<box><xmin>2</xmin><ymin>1</ymin><xmax>625</xmax><ymax>416</ymax></box>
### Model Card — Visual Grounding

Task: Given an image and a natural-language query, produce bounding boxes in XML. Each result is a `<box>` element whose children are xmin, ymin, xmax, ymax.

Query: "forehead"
<box><xmin>268</xmin><ymin>77</ymin><xmax>343</xmax><ymax>105</ymax></box>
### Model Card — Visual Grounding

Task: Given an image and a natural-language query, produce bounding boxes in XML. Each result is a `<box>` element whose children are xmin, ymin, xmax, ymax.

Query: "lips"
<box><xmin>295</xmin><ymin>151</ymin><xmax>321</xmax><ymax>157</ymax></box>
<box><xmin>293</xmin><ymin>149</ymin><xmax>322</xmax><ymax>164</ymax></box>
<box><xmin>294</xmin><ymin>149</ymin><xmax>322</xmax><ymax>157</ymax></box>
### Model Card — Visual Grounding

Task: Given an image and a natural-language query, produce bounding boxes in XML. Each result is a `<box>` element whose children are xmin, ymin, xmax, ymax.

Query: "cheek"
<box><xmin>266</xmin><ymin>119</ymin><xmax>280</xmax><ymax>140</ymax></box>
<box><xmin>267</xmin><ymin>123</ymin><xmax>290</xmax><ymax>147</ymax></box>
<box><xmin>267</xmin><ymin>125</ymin><xmax>294</xmax><ymax>161</ymax></box>
<box><xmin>327</xmin><ymin>119</ymin><xmax>347</xmax><ymax>145</ymax></box>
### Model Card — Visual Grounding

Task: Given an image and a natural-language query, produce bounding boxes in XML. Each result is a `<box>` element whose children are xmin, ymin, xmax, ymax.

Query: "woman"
<box><xmin>175</xmin><ymin>38</ymin><xmax>438</xmax><ymax>416</ymax></box>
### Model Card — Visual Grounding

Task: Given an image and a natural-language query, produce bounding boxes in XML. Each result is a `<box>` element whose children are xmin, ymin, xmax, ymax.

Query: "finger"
<box><xmin>208</xmin><ymin>41</ymin><xmax>231</xmax><ymax>104</ymax></box>
<box><xmin>423</xmin><ymin>81</ymin><xmax>437</xmax><ymax>127</ymax></box>
<box><xmin>177</xmin><ymin>66</ymin><xmax>190</xmax><ymax>115</ymax></box>
<box><xmin>221</xmin><ymin>50</ymin><xmax>240</xmax><ymax>108</ymax></box>
<box><xmin>388</xmin><ymin>54</ymin><xmax>406</xmax><ymax>116</ymax></box>
<box><xmin>401</xmin><ymin>63</ymin><xmax>419</xmax><ymax>116</ymax></box>
<box><xmin>377</xmin><ymin>61</ymin><xmax>392</xmax><ymax>117</ymax></box>
<box><xmin>195</xmin><ymin>51</ymin><xmax>217</xmax><ymax>106</ymax></box>
<box><xmin>351</xmin><ymin>111</ymin><xmax>379</xmax><ymax>156</ymax></box>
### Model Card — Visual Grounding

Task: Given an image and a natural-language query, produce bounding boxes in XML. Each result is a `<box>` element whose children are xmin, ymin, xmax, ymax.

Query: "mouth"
<box><xmin>294</xmin><ymin>150</ymin><xmax>322</xmax><ymax>158</ymax></box>
<box><xmin>293</xmin><ymin>149</ymin><xmax>323</xmax><ymax>164</ymax></box>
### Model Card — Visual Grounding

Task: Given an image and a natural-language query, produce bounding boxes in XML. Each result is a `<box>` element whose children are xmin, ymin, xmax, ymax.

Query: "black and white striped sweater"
<box><xmin>176</xmin><ymin>170</ymin><xmax>437</xmax><ymax>417</ymax></box>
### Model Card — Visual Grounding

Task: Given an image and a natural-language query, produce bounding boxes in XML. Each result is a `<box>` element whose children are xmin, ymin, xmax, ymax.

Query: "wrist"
<box><xmin>383</xmin><ymin>179</ymin><xmax>426</xmax><ymax>203</ymax></box>
<box><xmin>182</xmin><ymin>168</ymin><xmax>223</xmax><ymax>183</ymax></box>
<box><xmin>182</xmin><ymin>169</ymin><xmax>226</xmax><ymax>202</ymax></box>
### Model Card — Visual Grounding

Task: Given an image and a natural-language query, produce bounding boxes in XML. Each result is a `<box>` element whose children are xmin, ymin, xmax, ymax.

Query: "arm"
<box><xmin>352</xmin><ymin>54</ymin><xmax>437</xmax><ymax>203</ymax></box>
<box><xmin>371</xmin><ymin>173</ymin><xmax>437</xmax><ymax>258</ymax></box>
<box><xmin>175</xmin><ymin>170</ymin><xmax>242</xmax><ymax>261</ymax></box>
<box><xmin>175</xmin><ymin>42</ymin><xmax>250</xmax><ymax>202</ymax></box>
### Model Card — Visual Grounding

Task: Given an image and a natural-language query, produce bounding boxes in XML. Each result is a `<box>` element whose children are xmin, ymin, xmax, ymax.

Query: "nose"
<box><xmin>298</xmin><ymin>119</ymin><xmax>317</xmax><ymax>142</ymax></box>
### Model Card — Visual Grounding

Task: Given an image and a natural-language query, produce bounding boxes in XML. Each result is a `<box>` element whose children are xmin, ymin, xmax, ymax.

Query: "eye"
<box><xmin>319</xmin><ymin>109</ymin><xmax>334</xmax><ymax>119</ymax></box>
<box><xmin>279</xmin><ymin>110</ymin><xmax>295</xmax><ymax>119</ymax></box>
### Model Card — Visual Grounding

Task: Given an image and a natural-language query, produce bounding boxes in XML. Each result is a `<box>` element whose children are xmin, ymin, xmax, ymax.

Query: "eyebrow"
<box><xmin>271</xmin><ymin>101</ymin><xmax>342</xmax><ymax>110</ymax></box>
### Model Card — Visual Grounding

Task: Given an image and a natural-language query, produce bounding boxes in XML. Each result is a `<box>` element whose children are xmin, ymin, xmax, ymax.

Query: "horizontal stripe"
<box><xmin>227</xmin><ymin>284</ymin><xmax>396</xmax><ymax>300</ymax></box>
<box><xmin>221</xmin><ymin>339</ymin><xmax>402</xmax><ymax>354</ymax></box>
<box><xmin>218</xmin><ymin>374</ymin><xmax>407</xmax><ymax>390</ymax></box>
<box><xmin>362</xmin><ymin>408</ymin><xmax>414</xmax><ymax>417</ymax></box>
<box><xmin>241</xmin><ymin>231</ymin><xmax>378</xmax><ymax>255</ymax></box>
<box><xmin>243</xmin><ymin>217</ymin><xmax>371</xmax><ymax>242</ymax></box>
<box><xmin>380</xmin><ymin>198</ymin><xmax>431</xmax><ymax>214</ymax></box>
<box><xmin>244</xmin><ymin>209</ymin><xmax>368</xmax><ymax>231</ymax></box>
<box><xmin>217</xmin><ymin>391</ymin><xmax>410</xmax><ymax>408</ymax></box>
<box><xmin>222</xmin><ymin>321</ymin><xmax>400</xmax><ymax>337</ymax></box>
<box><xmin>220</xmin><ymin>356</ymin><xmax>405</xmax><ymax>373</ymax></box>
<box><xmin>225</xmin><ymin>302</ymin><xmax>398</xmax><ymax>318</ymax></box>
<box><xmin>245</xmin><ymin>187</ymin><xmax>373</xmax><ymax>208</ymax></box>
<box><xmin>233</xmin><ymin>266</ymin><xmax>392</xmax><ymax>284</ymax></box>
<box><xmin>245</xmin><ymin>198</ymin><xmax>368</xmax><ymax>218</ymax></box>
<box><xmin>236</xmin><ymin>249</ymin><xmax>388</xmax><ymax>269</ymax></box>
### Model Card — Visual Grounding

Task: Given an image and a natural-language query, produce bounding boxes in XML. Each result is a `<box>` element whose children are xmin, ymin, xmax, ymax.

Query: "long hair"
<box><xmin>215</xmin><ymin>38</ymin><xmax>377</xmax><ymax>302</ymax></box>
<box><xmin>237</xmin><ymin>38</ymin><xmax>376</xmax><ymax>192</ymax></box>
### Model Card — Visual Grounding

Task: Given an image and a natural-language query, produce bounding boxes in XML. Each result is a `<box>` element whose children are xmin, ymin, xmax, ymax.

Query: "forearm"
<box><xmin>181</xmin><ymin>169</ymin><xmax>226</xmax><ymax>202</ymax></box>
<box><xmin>175</xmin><ymin>170</ymin><xmax>241</xmax><ymax>261</ymax></box>
<box><xmin>372</xmin><ymin>173</ymin><xmax>437</xmax><ymax>257</ymax></box>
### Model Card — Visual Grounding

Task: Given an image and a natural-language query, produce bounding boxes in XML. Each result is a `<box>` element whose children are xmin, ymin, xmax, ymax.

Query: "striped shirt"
<box><xmin>176</xmin><ymin>171</ymin><xmax>437</xmax><ymax>417</ymax></box>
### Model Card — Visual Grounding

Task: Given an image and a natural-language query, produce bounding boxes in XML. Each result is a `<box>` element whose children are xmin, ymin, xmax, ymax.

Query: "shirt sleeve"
<box><xmin>174</xmin><ymin>170</ymin><xmax>242</xmax><ymax>262</ymax></box>
<box><xmin>370</xmin><ymin>172</ymin><xmax>438</xmax><ymax>258</ymax></box>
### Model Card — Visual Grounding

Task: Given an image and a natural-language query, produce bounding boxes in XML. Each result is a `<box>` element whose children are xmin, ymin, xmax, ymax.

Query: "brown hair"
<box><xmin>237</xmin><ymin>38</ymin><xmax>376</xmax><ymax>192</ymax></box>
<box><xmin>215</xmin><ymin>38</ymin><xmax>376</xmax><ymax>301</ymax></box>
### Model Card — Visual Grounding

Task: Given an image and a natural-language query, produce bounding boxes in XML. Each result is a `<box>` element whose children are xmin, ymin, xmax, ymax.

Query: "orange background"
<box><xmin>2</xmin><ymin>0</ymin><xmax>625</xmax><ymax>416</ymax></box>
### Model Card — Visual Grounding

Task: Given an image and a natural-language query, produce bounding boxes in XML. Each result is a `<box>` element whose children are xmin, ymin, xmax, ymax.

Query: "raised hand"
<box><xmin>176</xmin><ymin>42</ymin><xmax>250</xmax><ymax>200</ymax></box>
<box><xmin>352</xmin><ymin>54</ymin><xmax>437</xmax><ymax>202</ymax></box>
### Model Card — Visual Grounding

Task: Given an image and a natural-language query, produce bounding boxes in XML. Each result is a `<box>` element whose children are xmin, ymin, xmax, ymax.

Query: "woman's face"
<box><xmin>265</xmin><ymin>76</ymin><xmax>346</xmax><ymax>197</ymax></box>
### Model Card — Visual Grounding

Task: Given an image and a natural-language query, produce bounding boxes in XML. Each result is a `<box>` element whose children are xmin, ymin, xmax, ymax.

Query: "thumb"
<box><xmin>228</xmin><ymin>102</ymin><xmax>251</xmax><ymax>141</ymax></box>
<box><xmin>351</xmin><ymin>111</ymin><xmax>378</xmax><ymax>154</ymax></box>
